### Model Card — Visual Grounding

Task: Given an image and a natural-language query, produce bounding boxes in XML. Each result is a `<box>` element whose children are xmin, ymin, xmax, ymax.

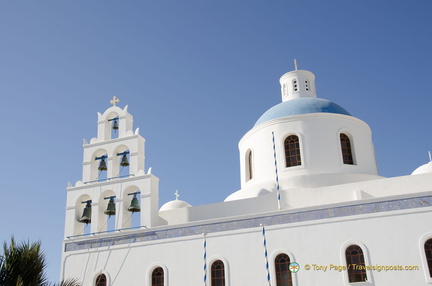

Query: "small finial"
<box><xmin>174</xmin><ymin>190</ymin><xmax>180</xmax><ymax>200</ymax></box>
<box><xmin>110</xmin><ymin>96</ymin><xmax>120</xmax><ymax>106</ymax></box>
<box><xmin>294</xmin><ymin>59</ymin><xmax>298</xmax><ymax>70</ymax></box>
<box><xmin>428</xmin><ymin>151</ymin><xmax>431</xmax><ymax>162</ymax></box>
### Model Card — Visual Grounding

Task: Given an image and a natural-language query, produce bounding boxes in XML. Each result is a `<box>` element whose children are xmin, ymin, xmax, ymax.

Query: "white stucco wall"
<box><xmin>61</xmin><ymin>198</ymin><xmax>432</xmax><ymax>286</ymax></box>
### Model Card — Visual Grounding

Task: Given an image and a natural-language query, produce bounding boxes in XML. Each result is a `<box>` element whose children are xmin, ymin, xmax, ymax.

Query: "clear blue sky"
<box><xmin>1</xmin><ymin>0</ymin><xmax>431</xmax><ymax>282</ymax></box>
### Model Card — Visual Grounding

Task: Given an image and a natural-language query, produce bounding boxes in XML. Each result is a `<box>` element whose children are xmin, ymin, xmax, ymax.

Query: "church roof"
<box><xmin>254</xmin><ymin>97</ymin><xmax>351</xmax><ymax>126</ymax></box>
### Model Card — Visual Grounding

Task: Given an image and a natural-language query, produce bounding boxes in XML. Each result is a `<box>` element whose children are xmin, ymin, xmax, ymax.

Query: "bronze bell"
<box><xmin>98</xmin><ymin>158</ymin><xmax>107</xmax><ymax>171</ymax></box>
<box><xmin>112</xmin><ymin>119</ymin><xmax>119</xmax><ymax>130</ymax></box>
<box><xmin>120</xmin><ymin>154</ymin><xmax>129</xmax><ymax>167</ymax></box>
<box><xmin>78</xmin><ymin>201</ymin><xmax>92</xmax><ymax>224</ymax></box>
<box><xmin>104</xmin><ymin>197</ymin><xmax>116</xmax><ymax>216</ymax></box>
<box><xmin>128</xmin><ymin>195</ymin><xmax>141</xmax><ymax>213</ymax></box>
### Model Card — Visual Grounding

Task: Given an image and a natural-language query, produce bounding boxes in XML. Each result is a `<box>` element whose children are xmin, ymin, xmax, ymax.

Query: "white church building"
<box><xmin>61</xmin><ymin>64</ymin><xmax>432</xmax><ymax>286</ymax></box>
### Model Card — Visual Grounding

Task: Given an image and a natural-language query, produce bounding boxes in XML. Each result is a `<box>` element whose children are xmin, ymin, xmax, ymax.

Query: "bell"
<box><xmin>104</xmin><ymin>198</ymin><xmax>116</xmax><ymax>216</ymax></box>
<box><xmin>112</xmin><ymin>119</ymin><xmax>119</xmax><ymax>130</ymax></box>
<box><xmin>120</xmin><ymin>154</ymin><xmax>129</xmax><ymax>167</ymax></box>
<box><xmin>128</xmin><ymin>196</ymin><xmax>141</xmax><ymax>213</ymax></box>
<box><xmin>78</xmin><ymin>202</ymin><xmax>92</xmax><ymax>224</ymax></box>
<box><xmin>98</xmin><ymin>158</ymin><xmax>107</xmax><ymax>171</ymax></box>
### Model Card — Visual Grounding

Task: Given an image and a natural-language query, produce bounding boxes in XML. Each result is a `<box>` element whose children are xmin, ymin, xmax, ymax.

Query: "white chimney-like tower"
<box><xmin>279</xmin><ymin>60</ymin><xmax>316</xmax><ymax>101</ymax></box>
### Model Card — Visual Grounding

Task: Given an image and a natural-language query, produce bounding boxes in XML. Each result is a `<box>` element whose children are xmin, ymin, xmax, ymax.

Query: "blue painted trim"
<box><xmin>65</xmin><ymin>195</ymin><xmax>432</xmax><ymax>252</ymax></box>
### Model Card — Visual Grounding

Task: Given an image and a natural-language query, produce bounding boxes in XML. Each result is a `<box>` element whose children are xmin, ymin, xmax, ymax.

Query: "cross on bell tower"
<box><xmin>110</xmin><ymin>96</ymin><xmax>120</xmax><ymax>106</ymax></box>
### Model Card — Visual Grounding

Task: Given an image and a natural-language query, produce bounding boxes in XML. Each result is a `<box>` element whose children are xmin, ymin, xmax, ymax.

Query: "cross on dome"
<box><xmin>110</xmin><ymin>96</ymin><xmax>120</xmax><ymax>106</ymax></box>
<box><xmin>175</xmin><ymin>190</ymin><xmax>180</xmax><ymax>200</ymax></box>
<box><xmin>294</xmin><ymin>59</ymin><xmax>298</xmax><ymax>70</ymax></box>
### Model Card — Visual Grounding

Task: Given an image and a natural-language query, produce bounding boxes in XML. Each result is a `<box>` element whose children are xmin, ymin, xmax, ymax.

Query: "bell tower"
<box><xmin>63</xmin><ymin>97</ymin><xmax>160</xmax><ymax>237</ymax></box>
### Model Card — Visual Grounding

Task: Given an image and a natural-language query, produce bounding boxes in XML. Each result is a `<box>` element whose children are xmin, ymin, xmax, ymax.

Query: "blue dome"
<box><xmin>255</xmin><ymin>97</ymin><xmax>351</xmax><ymax>126</ymax></box>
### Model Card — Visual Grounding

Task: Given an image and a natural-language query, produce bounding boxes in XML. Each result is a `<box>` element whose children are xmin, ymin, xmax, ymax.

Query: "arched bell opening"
<box><xmin>112</xmin><ymin>145</ymin><xmax>130</xmax><ymax>179</ymax></box>
<box><xmin>91</xmin><ymin>149</ymin><xmax>109</xmax><ymax>182</ymax></box>
<box><xmin>105</xmin><ymin>111</ymin><xmax>120</xmax><ymax>140</ymax></box>
<box><xmin>98</xmin><ymin>191</ymin><xmax>116</xmax><ymax>233</ymax></box>
<box><xmin>75</xmin><ymin>194</ymin><xmax>92</xmax><ymax>236</ymax></box>
<box><xmin>121</xmin><ymin>186</ymin><xmax>141</xmax><ymax>230</ymax></box>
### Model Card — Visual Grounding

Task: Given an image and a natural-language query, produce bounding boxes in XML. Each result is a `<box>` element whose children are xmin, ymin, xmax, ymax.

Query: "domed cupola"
<box><xmin>226</xmin><ymin>61</ymin><xmax>381</xmax><ymax>201</ymax></box>
<box><xmin>255</xmin><ymin>60</ymin><xmax>351</xmax><ymax>126</ymax></box>
<box><xmin>160</xmin><ymin>190</ymin><xmax>192</xmax><ymax>211</ymax></box>
<box><xmin>411</xmin><ymin>152</ymin><xmax>432</xmax><ymax>175</ymax></box>
<box><xmin>279</xmin><ymin>59</ymin><xmax>317</xmax><ymax>101</ymax></box>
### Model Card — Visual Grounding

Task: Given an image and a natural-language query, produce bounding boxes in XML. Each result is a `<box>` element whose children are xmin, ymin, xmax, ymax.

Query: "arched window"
<box><xmin>211</xmin><ymin>260</ymin><xmax>225</xmax><ymax>286</ymax></box>
<box><xmin>275</xmin><ymin>253</ymin><xmax>293</xmax><ymax>286</ymax></box>
<box><xmin>284</xmin><ymin>135</ymin><xmax>301</xmax><ymax>167</ymax></box>
<box><xmin>425</xmin><ymin>239</ymin><xmax>432</xmax><ymax>277</ymax></box>
<box><xmin>95</xmin><ymin>274</ymin><xmax>107</xmax><ymax>286</ymax></box>
<box><xmin>246</xmin><ymin>149</ymin><xmax>253</xmax><ymax>181</ymax></box>
<box><xmin>152</xmin><ymin>267</ymin><xmax>164</xmax><ymax>286</ymax></box>
<box><xmin>340</xmin><ymin>133</ymin><xmax>354</xmax><ymax>165</ymax></box>
<box><xmin>346</xmin><ymin>245</ymin><xmax>367</xmax><ymax>283</ymax></box>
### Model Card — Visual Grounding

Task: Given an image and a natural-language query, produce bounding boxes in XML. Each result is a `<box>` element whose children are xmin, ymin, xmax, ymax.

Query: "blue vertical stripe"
<box><xmin>203</xmin><ymin>233</ymin><xmax>207</xmax><ymax>286</ymax></box>
<box><xmin>262</xmin><ymin>225</ymin><xmax>272</xmax><ymax>286</ymax></box>
<box><xmin>272</xmin><ymin>132</ymin><xmax>282</xmax><ymax>210</ymax></box>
